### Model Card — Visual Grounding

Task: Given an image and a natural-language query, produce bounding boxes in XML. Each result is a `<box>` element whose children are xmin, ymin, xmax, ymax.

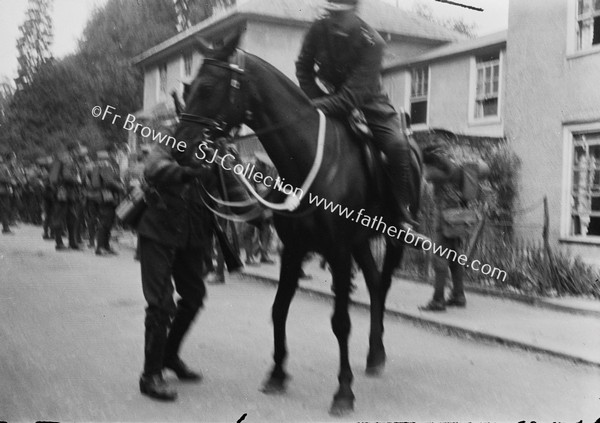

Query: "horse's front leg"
<box><xmin>353</xmin><ymin>242</ymin><xmax>386</xmax><ymax>376</ymax></box>
<box><xmin>260</xmin><ymin>244</ymin><xmax>305</xmax><ymax>394</ymax></box>
<box><xmin>381</xmin><ymin>242</ymin><xmax>404</xmax><ymax>307</ymax></box>
<box><xmin>328</xmin><ymin>251</ymin><xmax>355</xmax><ymax>416</ymax></box>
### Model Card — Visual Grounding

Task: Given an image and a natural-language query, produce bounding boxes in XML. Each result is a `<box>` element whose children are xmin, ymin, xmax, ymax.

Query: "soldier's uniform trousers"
<box><xmin>52</xmin><ymin>200</ymin><xmax>78</xmax><ymax>247</ymax></box>
<box><xmin>138</xmin><ymin>235</ymin><xmax>206</xmax><ymax>377</ymax></box>
<box><xmin>96</xmin><ymin>203</ymin><xmax>116</xmax><ymax>250</ymax></box>
<box><xmin>432</xmin><ymin>232</ymin><xmax>464</xmax><ymax>303</ymax></box>
<box><xmin>0</xmin><ymin>194</ymin><xmax>10</xmax><ymax>232</ymax></box>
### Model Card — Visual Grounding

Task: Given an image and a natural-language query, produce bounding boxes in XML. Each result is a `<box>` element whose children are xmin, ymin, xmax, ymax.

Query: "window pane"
<box><xmin>482</xmin><ymin>98</ymin><xmax>498</xmax><ymax>116</ymax></box>
<box><xmin>184</xmin><ymin>53</ymin><xmax>192</xmax><ymax>76</ymax></box>
<box><xmin>411</xmin><ymin>67</ymin><xmax>428</xmax><ymax>99</ymax></box>
<box><xmin>410</xmin><ymin>100</ymin><xmax>427</xmax><ymax>124</ymax></box>
<box><xmin>159</xmin><ymin>64</ymin><xmax>167</xmax><ymax>93</ymax></box>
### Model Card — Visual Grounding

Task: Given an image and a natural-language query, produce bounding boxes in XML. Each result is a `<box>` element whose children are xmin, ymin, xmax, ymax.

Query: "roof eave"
<box><xmin>133</xmin><ymin>11</ymin><xmax>465</xmax><ymax>69</ymax></box>
<box><xmin>382</xmin><ymin>38</ymin><xmax>506</xmax><ymax>74</ymax></box>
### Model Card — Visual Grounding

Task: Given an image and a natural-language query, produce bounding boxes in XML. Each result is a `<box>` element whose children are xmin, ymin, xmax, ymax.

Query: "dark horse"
<box><xmin>174</xmin><ymin>33</ymin><xmax>422</xmax><ymax>416</ymax></box>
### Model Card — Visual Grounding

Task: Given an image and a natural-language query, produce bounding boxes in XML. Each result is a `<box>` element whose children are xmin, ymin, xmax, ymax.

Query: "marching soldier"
<box><xmin>73</xmin><ymin>146</ymin><xmax>91</xmax><ymax>246</ymax></box>
<box><xmin>6</xmin><ymin>152</ymin><xmax>25</xmax><ymax>226</ymax></box>
<box><xmin>41</xmin><ymin>156</ymin><xmax>56</xmax><ymax>240</ymax></box>
<box><xmin>419</xmin><ymin>138</ymin><xmax>490</xmax><ymax>311</ymax></box>
<box><xmin>50</xmin><ymin>143</ymin><xmax>83</xmax><ymax>251</ymax></box>
<box><xmin>0</xmin><ymin>153</ymin><xmax>14</xmax><ymax>235</ymax></box>
<box><xmin>94</xmin><ymin>148</ymin><xmax>124</xmax><ymax>256</ymax></box>
<box><xmin>83</xmin><ymin>153</ymin><xmax>99</xmax><ymax>249</ymax></box>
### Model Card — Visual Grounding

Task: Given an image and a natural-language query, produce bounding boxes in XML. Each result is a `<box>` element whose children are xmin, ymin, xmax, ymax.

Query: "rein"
<box><xmin>182</xmin><ymin>49</ymin><xmax>327</xmax><ymax>213</ymax></box>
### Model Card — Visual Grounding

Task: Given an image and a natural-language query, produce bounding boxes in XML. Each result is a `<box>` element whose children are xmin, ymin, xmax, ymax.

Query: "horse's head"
<box><xmin>174</xmin><ymin>31</ymin><xmax>249</xmax><ymax>145</ymax></box>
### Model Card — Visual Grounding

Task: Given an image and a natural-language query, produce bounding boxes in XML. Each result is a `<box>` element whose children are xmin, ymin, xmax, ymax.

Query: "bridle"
<box><xmin>180</xmin><ymin>50</ymin><xmax>248</xmax><ymax>138</ymax></box>
<box><xmin>178</xmin><ymin>49</ymin><xmax>328</xmax><ymax>214</ymax></box>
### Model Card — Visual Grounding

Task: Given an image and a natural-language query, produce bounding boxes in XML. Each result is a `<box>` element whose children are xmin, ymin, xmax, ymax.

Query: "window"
<box><xmin>577</xmin><ymin>0</ymin><xmax>600</xmax><ymax>50</ymax></box>
<box><xmin>570</xmin><ymin>131</ymin><xmax>600</xmax><ymax>237</ymax></box>
<box><xmin>159</xmin><ymin>63</ymin><xmax>167</xmax><ymax>94</ymax></box>
<box><xmin>410</xmin><ymin>67</ymin><xmax>428</xmax><ymax>125</ymax></box>
<box><xmin>474</xmin><ymin>52</ymin><xmax>500</xmax><ymax>119</ymax></box>
<box><xmin>183</xmin><ymin>53</ymin><xmax>193</xmax><ymax>77</ymax></box>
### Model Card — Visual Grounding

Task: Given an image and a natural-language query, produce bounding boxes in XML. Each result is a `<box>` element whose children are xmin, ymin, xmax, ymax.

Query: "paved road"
<box><xmin>1</xmin><ymin>226</ymin><xmax>599</xmax><ymax>422</ymax></box>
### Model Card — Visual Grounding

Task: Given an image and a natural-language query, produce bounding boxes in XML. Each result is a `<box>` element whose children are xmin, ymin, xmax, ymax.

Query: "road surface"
<box><xmin>0</xmin><ymin>226</ymin><xmax>598</xmax><ymax>422</ymax></box>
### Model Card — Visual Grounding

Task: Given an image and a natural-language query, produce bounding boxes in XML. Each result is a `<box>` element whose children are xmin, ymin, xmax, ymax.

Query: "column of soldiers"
<box><xmin>0</xmin><ymin>145</ymin><xmax>125</xmax><ymax>258</ymax></box>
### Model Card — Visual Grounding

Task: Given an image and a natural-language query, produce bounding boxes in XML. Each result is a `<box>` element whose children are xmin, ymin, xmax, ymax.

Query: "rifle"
<box><xmin>211</xmin><ymin>215</ymin><xmax>243</xmax><ymax>273</ymax></box>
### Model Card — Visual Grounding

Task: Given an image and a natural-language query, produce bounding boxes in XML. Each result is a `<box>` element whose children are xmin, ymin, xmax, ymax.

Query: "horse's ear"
<box><xmin>215</xmin><ymin>27</ymin><xmax>244</xmax><ymax>60</ymax></box>
<box><xmin>195</xmin><ymin>36</ymin><xmax>213</xmax><ymax>56</ymax></box>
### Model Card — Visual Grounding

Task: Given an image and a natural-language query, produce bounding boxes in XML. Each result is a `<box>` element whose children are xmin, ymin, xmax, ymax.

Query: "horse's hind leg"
<box><xmin>353</xmin><ymin>243</ymin><xmax>386</xmax><ymax>376</ymax></box>
<box><xmin>328</xmin><ymin>251</ymin><xmax>355</xmax><ymax>416</ymax></box>
<box><xmin>261</xmin><ymin>244</ymin><xmax>304</xmax><ymax>394</ymax></box>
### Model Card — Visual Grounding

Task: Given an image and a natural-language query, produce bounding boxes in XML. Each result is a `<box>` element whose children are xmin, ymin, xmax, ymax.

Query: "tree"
<box><xmin>75</xmin><ymin>0</ymin><xmax>180</xmax><ymax>146</ymax></box>
<box><xmin>174</xmin><ymin>0</ymin><xmax>236</xmax><ymax>31</ymax></box>
<box><xmin>2</xmin><ymin>0</ymin><xmax>236</xmax><ymax>157</ymax></box>
<box><xmin>413</xmin><ymin>1</ymin><xmax>478</xmax><ymax>38</ymax></box>
<box><xmin>15</xmin><ymin>0</ymin><xmax>54</xmax><ymax>89</ymax></box>
<box><xmin>2</xmin><ymin>0</ymin><xmax>179</xmax><ymax>157</ymax></box>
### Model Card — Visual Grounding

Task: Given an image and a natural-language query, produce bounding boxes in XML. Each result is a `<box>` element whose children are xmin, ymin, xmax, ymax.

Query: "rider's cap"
<box><xmin>324</xmin><ymin>0</ymin><xmax>358</xmax><ymax>11</ymax></box>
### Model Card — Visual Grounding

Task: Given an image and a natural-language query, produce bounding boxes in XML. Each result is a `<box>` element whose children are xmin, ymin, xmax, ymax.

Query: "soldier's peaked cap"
<box><xmin>324</xmin><ymin>0</ymin><xmax>358</xmax><ymax>11</ymax></box>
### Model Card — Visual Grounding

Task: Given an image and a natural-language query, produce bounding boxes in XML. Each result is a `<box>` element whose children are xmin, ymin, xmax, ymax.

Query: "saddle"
<box><xmin>346</xmin><ymin>110</ymin><xmax>422</xmax><ymax>220</ymax></box>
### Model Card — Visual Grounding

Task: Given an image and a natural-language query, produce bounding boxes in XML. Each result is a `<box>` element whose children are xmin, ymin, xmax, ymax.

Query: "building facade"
<box><xmin>132</xmin><ymin>0</ymin><xmax>600</xmax><ymax>262</ymax></box>
<box><xmin>504</xmin><ymin>0</ymin><xmax>600</xmax><ymax>262</ymax></box>
<box><xmin>382</xmin><ymin>0</ymin><xmax>600</xmax><ymax>263</ymax></box>
<box><xmin>382</xmin><ymin>31</ymin><xmax>507</xmax><ymax>138</ymax></box>
<box><xmin>132</xmin><ymin>0</ymin><xmax>464</xmax><ymax>156</ymax></box>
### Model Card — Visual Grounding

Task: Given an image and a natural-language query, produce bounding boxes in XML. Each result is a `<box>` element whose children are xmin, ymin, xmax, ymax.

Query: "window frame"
<box><xmin>568</xmin><ymin>0</ymin><xmax>600</xmax><ymax>57</ymax></box>
<box><xmin>159</xmin><ymin>63</ymin><xmax>168</xmax><ymax>96</ymax></box>
<box><xmin>468</xmin><ymin>50</ymin><xmax>503</xmax><ymax>126</ymax></box>
<box><xmin>408</xmin><ymin>65</ymin><xmax>430</xmax><ymax>128</ymax></box>
<box><xmin>561</xmin><ymin>122</ymin><xmax>600</xmax><ymax>243</ymax></box>
<box><xmin>576</xmin><ymin>0</ymin><xmax>600</xmax><ymax>51</ymax></box>
<box><xmin>183</xmin><ymin>52</ymin><xmax>193</xmax><ymax>78</ymax></box>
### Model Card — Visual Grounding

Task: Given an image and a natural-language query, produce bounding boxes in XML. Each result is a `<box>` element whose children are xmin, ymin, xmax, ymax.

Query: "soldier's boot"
<box><xmin>140</xmin><ymin>319</ymin><xmax>177</xmax><ymax>401</ymax></box>
<box><xmin>163</xmin><ymin>305</ymin><xmax>202</xmax><ymax>382</ymax></box>
<box><xmin>420</xmin><ymin>268</ymin><xmax>447</xmax><ymax>312</ymax></box>
<box><xmin>447</xmin><ymin>262</ymin><xmax>466</xmax><ymax>307</ymax></box>
<box><xmin>54</xmin><ymin>226</ymin><xmax>67</xmax><ymax>250</ymax></box>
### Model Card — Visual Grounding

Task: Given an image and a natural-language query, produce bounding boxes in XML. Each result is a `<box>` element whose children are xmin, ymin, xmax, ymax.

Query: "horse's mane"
<box><xmin>244</xmin><ymin>51</ymin><xmax>315</xmax><ymax>108</ymax></box>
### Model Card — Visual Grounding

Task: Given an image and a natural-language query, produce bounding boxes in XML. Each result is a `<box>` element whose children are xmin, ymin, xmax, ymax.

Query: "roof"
<box><xmin>133</xmin><ymin>0</ymin><xmax>466</xmax><ymax>67</ymax></box>
<box><xmin>383</xmin><ymin>30</ymin><xmax>507</xmax><ymax>73</ymax></box>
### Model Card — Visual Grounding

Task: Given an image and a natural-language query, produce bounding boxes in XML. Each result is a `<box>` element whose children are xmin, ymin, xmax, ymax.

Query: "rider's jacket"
<box><xmin>295</xmin><ymin>14</ymin><xmax>387</xmax><ymax>117</ymax></box>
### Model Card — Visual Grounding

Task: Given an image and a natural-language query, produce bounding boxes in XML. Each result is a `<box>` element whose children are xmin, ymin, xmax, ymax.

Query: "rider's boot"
<box><xmin>385</xmin><ymin>147</ymin><xmax>430</xmax><ymax>248</ymax></box>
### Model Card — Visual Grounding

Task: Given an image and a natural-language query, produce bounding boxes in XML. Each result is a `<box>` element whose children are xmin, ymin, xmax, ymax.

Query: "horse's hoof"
<box><xmin>366</xmin><ymin>350</ymin><xmax>386</xmax><ymax>376</ymax></box>
<box><xmin>260</xmin><ymin>377</ymin><xmax>287</xmax><ymax>395</ymax></box>
<box><xmin>329</xmin><ymin>397</ymin><xmax>354</xmax><ymax>416</ymax></box>
<box><xmin>365</xmin><ymin>362</ymin><xmax>385</xmax><ymax>377</ymax></box>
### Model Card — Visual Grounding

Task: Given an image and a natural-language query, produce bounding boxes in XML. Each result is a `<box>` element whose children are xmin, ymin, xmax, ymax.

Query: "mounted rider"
<box><xmin>296</xmin><ymin>0</ymin><xmax>416</xmax><ymax>231</ymax></box>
